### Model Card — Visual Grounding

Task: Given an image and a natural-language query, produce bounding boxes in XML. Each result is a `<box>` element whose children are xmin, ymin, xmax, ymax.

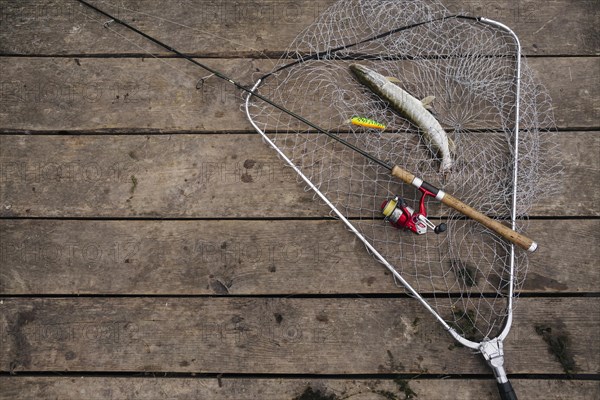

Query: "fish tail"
<box><xmin>439</xmin><ymin>157</ymin><xmax>453</xmax><ymax>174</ymax></box>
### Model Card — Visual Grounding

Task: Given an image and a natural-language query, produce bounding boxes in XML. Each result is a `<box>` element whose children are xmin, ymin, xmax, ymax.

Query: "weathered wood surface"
<box><xmin>1</xmin><ymin>132</ymin><xmax>597</xmax><ymax>217</ymax></box>
<box><xmin>0</xmin><ymin>0</ymin><xmax>597</xmax><ymax>56</ymax></box>
<box><xmin>0</xmin><ymin>297</ymin><xmax>598</xmax><ymax>374</ymax></box>
<box><xmin>0</xmin><ymin>0</ymin><xmax>598</xmax><ymax>397</ymax></box>
<box><xmin>0</xmin><ymin>219</ymin><xmax>597</xmax><ymax>295</ymax></box>
<box><xmin>0</xmin><ymin>57</ymin><xmax>597</xmax><ymax>132</ymax></box>
<box><xmin>1</xmin><ymin>377</ymin><xmax>598</xmax><ymax>400</ymax></box>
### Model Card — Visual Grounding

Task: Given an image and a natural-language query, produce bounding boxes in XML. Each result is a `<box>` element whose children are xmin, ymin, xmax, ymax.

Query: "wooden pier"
<box><xmin>1</xmin><ymin>1</ymin><xmax>598</xmax><ymax>398</ymax></box>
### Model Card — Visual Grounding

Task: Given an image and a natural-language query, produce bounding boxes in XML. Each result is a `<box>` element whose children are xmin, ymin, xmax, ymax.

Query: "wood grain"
<box><xmin>0</xmin><ymin>0</ymin><xmax>597</xmax><ymax>397</ymax></box>
<box><xmin>0</xmin><ymin>57</ymin><xmax>597</xmax><ymax>132</ymax></box>
<box><xmin>0</xmin><ymin>219</ymin><xmax>596</xmax><ymax>295</ymax></box>
<box><xmin>1</xmin><ymin>132</ymin><xmax>597</xmax><ymax>218</ymax></box>
<box><xmin>0</xmin><ymin>0</ymin><xmax>597</xmax><ymax>56</ymax></box>
<box><xmin>0</xmin><ymin>377</ymin><xmax>598</xmax><ymax>400</ymax></box>
<box><xmin>0</xmin><ymin>297</ymin><xmax>598</xmax><ymax>374</ymax></box>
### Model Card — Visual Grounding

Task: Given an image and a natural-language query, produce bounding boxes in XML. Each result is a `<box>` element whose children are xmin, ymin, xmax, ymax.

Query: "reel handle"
<box><xmin>391</xmin><ymin>166</ymin><xmax>538</xmax><ymax>252</ymax></box>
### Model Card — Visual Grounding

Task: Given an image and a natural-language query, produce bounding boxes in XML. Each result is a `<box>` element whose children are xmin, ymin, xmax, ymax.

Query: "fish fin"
<box><xmin>386</xmin><ymin>76</ymin><xmax>402</xmax><ymax>84</ymax></box>
<box><xmin>439</xmin><ymin>158</ymin><xmax>454</xmax><ymax>179</ymax></box>
<box><xmin>448</xmin><ymin>137</ymin><xmax>457</xmax><ymax>153</ymax></box>
<box><xmin>421</xmin><ymin>96</ymin><xmax>436</xmax><ymax>110</ymax></box>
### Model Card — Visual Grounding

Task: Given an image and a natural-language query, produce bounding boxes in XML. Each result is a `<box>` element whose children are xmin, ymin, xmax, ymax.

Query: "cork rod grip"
<box><xmin>391</xmin><ymin>166</ymin><xmax>537</xmax><ymax>252</ymax></box>
<box><xmin>441</xmin><ymin>193</ymin><xmax>537</xmax><ymax>252</ymax></box>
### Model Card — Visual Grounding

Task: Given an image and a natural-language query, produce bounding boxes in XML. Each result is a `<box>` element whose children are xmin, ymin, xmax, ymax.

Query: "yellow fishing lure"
<box><xmin>349</xmin><ymin>116</ymin><xmax>386</xmax><ymax>130</ymax></box>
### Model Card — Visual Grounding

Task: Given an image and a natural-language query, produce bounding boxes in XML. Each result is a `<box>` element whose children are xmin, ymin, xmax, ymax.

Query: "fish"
<box><xmin>348</xmin><ymin>116</ymin><xmax>386</xmax><ymax>130</ymax></box>
<box><xmin>350</xmin><ymin>63</ymin><xmax>454</xmax><ymax>173</ymax></box>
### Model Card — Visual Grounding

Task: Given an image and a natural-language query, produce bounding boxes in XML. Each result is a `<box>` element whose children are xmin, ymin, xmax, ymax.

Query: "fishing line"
<box><xmin>261</xmin><ymin>14</ymin><xmax>479</xmax><ymax>80</ymax></box>
<box><xmin>72</xmin><ymin>6</ymin><xmax>202</xmax><ymax>84</ymax></box>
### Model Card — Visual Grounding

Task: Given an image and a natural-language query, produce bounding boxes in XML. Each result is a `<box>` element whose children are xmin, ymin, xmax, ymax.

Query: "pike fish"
<box><xmin>350</xmin><ymin>63</ymin><xmax>454</xmax><ymax>173</ymax></box>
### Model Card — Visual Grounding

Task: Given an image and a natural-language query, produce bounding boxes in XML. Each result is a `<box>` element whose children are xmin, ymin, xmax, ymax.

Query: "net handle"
<box><xmin>391</xmin><ymin>166</ymin><xmax>537</xmax><ymax>252</ymax></box>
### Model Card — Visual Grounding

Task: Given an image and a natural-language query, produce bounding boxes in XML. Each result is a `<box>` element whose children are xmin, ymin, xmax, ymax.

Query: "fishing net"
<box><xmin>246</xmin><ymin>0</ymin><xmax>559</xmax><ymax>343</ymax></box>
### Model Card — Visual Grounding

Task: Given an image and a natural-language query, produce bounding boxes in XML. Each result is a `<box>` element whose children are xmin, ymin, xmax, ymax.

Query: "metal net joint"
<box><xmin>480</xmin><ymin>338</ymin><xmax>509</xmax><ymax>384</ymax></box>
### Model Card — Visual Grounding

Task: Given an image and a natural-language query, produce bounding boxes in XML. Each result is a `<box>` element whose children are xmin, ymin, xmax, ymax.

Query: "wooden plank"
<box><xmin>0</xmin><ymin>297</ymin><xmax>598</xmax><ymax>374</ymax></box>
<box><xmin>445</xmin><ymin>0</ymin><xmax>600</xmax><ymax>57</ymax></box>
<box><xmin>0</xmin><ymin>219</ymin><xmax>597</xmax><ymax>295</ymax></box>
<box><xmin>0</xmin><ymin>377</ymin><xmax>598</xmax><ymax>400</ymax></box>
<box><xmin>0</xmin><ymin>133</ymin><xmax>325</xmax><ymax>218</ymax></box>
<box><xmin>0</xmin><ymin>0</ymin><xmax>597</xmax><ymax>56</ymax></box>
<box><xmin>0</xmin><ymin>132</ymin><xmax>597</xmax><ymax>218</ymax></box>
<box><xmin>0</xmin><ymin>57</ymin><xmax>597</xmax><ymax>132</ymax></box>
<box><xmin>532</xmin><ymin>58</ymin><xmax>600</xmax><ymax>130</ymax></box>
<box><xmin>0</xmin><ymin>57</ymin><xmax>262</xmax><ymax>133</ymax></box>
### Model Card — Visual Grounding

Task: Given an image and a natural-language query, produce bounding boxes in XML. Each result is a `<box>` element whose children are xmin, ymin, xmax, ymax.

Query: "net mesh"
<box><xmin>246</xmin><ymin>0</ymin><xmax>559</xmax><ymax>342</ymax></box>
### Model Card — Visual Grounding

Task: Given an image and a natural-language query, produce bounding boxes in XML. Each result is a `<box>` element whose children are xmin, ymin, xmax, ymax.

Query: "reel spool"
<box><xmin>382</xmin><ymin>187</ymin><xmax>447</xmax><ymax>235</ymax></box>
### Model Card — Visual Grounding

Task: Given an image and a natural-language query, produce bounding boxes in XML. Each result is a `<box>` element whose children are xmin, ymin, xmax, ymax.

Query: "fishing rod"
<box><xmin>75</xmin><ymin>0</ymin><xmax>538</xmax><ymax>253</ymax></box>
<box><xmin>75</xmin><ymin>0</ymin><xmax>386</xmax><ymax>169</ymax></box>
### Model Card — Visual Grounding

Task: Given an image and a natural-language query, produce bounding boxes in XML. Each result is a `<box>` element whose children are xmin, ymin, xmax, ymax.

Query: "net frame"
<box><xmin>73</xmin><ymin>0</ymin><xmax>558</xmax><ymax>397</ymax></box>
<box><xmin>244</xmin><ymin>10</ymin><xmax>540</xmax><ymax>390</ymax></box>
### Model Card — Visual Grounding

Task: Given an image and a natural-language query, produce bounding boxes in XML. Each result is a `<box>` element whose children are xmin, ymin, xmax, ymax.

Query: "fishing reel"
<box><xmin>381</xmin><ymin>187</ymin><xmax>447</xmax><ymax>235</ymax></box>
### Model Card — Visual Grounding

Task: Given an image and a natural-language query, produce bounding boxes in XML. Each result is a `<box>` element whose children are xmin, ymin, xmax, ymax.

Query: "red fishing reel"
<box><xmin>381</xmin><ymin>186</ymin><xmax>447</xmax><ymax>235</ymax></box>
